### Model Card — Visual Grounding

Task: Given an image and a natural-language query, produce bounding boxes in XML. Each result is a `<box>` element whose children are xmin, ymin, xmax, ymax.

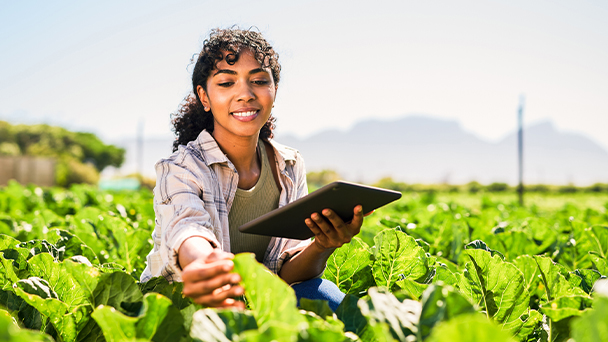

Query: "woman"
<box><xmin>141</xmin><ymin>28</ymin><xmax>364</xmax><ymax>311</ymax></box>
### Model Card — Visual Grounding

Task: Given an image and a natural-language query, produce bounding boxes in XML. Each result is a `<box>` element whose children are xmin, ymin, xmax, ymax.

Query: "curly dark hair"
<box><xmin>171</xmin><ymin>28</ymin><xmax>281</xmax><ymax>152</ymax></box>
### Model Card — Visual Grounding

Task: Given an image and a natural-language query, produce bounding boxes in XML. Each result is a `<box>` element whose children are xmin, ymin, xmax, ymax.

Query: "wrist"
<box><xmin>311</xmin><ymin>239</ymin><xmax>336</xmax><ymax>254</ymax></box>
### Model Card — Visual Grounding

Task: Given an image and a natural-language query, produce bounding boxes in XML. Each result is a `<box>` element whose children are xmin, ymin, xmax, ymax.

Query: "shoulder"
<box><xmin>267</xmin><ymin>138</ymin><xmax>304</xmax><ymax>166</ymax></box>
<box><xmin>155</xmin><ymin>130</ymin><xmax>228</xmax><ymax>171</ymax></box>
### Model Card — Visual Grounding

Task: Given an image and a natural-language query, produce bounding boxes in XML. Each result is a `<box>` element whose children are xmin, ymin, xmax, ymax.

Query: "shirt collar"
<box><xmin>268</xmin><ymin>138</ymin><xmax>297</xmax><ymax>172</ymax></box>
<box><xmin>193</xmin><ymin>130</ymin><xmax>229</xmax><ymax>166</ymax></box>
<box><xmin>193</xmin><ymin>130</ymin><xmax>298</xmax><ymax>170</ymax></box>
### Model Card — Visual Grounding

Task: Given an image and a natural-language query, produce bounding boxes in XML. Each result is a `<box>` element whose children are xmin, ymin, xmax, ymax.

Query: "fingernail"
<box><xmin>312</xmin><ymin>213</ymin><xmax>319</xmax><ymax>220</ymax></box>
<box><xmin>235</xmin><ymin>286</ymin><xmax>244</xmax><ymax>295</ymax></box>
<box><xmin>323</xmin><ymin>209</ymin><xmax>330</xmax><ymax>216</ymax></box>
<box><xmin>224</xmin><ymin>261</ymin><xmax>233</xmax><ymax>271</ymax></box>
<box><xmin>232</xmin><ymin>274</ymin><xmax>241</xmax><ymax>283</ymax></box>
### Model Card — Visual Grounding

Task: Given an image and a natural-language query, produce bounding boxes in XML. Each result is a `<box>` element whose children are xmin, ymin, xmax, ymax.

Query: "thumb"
<box><xmin>205</xmin><ymin>250</ymin><xmax>234</xmax><ymax>262</ymax></box>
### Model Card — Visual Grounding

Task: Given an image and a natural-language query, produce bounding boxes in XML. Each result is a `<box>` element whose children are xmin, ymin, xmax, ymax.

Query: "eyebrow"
<box><xmin>213</xmin><ymin>68</ymin><xmax>269</xmax><ymax>76</ymax></box>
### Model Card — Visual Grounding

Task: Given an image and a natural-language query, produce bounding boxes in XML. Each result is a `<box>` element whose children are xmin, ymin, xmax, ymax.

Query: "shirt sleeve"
<box><xmin>151</xmin><ymin>157</ymin><xmax>221</xmax><ymax>282</ymax></box>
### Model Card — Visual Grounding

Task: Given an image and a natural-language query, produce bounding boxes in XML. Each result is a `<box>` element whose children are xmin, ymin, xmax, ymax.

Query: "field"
<box><xmin>1</xmin><ymin>180</ymin><xmax>608</xmax><ymax>342</ymax></box>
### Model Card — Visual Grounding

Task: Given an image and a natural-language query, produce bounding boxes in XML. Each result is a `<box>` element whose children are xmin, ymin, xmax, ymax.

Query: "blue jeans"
<box><xmin>291</xmin><ymin>278</ymin><xmax>345</xmax><ymax>311</ymax></box>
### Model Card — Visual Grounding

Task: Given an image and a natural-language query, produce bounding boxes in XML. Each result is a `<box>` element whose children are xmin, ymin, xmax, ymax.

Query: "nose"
<box><xmin>236</xmin><ymin>81</ymin><xmax>255</xmax><ymax>102</ymax></box>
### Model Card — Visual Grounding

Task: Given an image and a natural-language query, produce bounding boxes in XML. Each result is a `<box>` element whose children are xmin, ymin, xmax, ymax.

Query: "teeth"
<box><xmin>233</xmin><ymin>110</ymin><xmax>257</xmax><ymax>117</ymax></box>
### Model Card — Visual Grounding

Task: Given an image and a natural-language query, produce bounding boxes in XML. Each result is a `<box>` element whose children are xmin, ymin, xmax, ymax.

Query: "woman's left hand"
<box><xmin>305</xmin><ymin>205</ymin><xmax>365</xmax><ymax>250</ymax></box>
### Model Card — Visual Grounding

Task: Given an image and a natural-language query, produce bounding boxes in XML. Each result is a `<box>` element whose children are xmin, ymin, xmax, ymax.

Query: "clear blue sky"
<box><xmin>1</xmin><ymin>0</ymin><xmax>607</xmax><ymax>149</ymax></box>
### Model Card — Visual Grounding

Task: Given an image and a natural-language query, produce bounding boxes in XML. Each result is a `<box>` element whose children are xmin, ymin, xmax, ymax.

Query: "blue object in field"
<box><xmin>292</xmin><ymin>278</ymin><xmax>346</xmax><ymax>311</ymax></box>
<box><xmin>98</xmin><ymin>178</ymin><xmax>141</xmax><ymax>191</ymax></box>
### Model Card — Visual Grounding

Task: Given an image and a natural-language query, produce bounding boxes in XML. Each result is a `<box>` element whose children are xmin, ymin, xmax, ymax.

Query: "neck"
<box><xmin>212</xmin><ymin>129</ymin><xmax>260</xmax><ymax>175</ymax></box>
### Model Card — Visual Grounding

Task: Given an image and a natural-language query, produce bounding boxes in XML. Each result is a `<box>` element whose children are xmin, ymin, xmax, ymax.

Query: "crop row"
<box><xmin>1</xmin><ymin>181</ymin><xmax>608</xmax><ymax>341</ymax></box>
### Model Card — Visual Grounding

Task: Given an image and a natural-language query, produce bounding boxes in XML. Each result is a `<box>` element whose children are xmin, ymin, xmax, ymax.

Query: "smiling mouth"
<box><xmin>232</xmin><ymin>110</ymin><xmax>258</xmax><ymax>117</ymax></box>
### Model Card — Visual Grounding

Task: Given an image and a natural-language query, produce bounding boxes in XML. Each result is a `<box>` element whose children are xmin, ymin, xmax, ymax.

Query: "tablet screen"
<box><xmin>238</xmin><ymin>181</ymin><xmax>402</xmax><ymax>239</ymax></box>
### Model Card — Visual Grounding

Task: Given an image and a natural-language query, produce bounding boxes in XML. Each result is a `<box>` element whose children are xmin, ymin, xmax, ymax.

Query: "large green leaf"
<box><xmin>432</xmin><ymin>264</ymin><xmax>458</xmax><ymax>287</ymax></box>
<box><xmin>394</xmin><ymin>279</ymin><xmax>428</xmax><ymax>299</ymax></box>
<box><xmin>566</xmin><ymin>269</ymin><xmax>602</xmax><ymax>294</ymax></box>
<box><xmin>27</xmin><ymin>253</ymin><xmax>88</xmax><ymax>309</ymax></box>
<box><xmin>139</xmin><ymin>276</ymin><xmax>191</xmax><ymax>310</ymax></box>
<box><xmin>0</xmin><ymin>235</ymin><xmax>20</xmax><ymax>250</ymax></box>
<box><xmin>0</xmin><ymin>289</ymin><xmax>45</xmax><ymax>331</ymax></box>
<box><xmin>12</xmin><ymin>285</ymin><xmax>80</xmax><ymax>342</ymax></box>
<box><xmin>540</xmin><ymin>295</ymin><xmax>593</xmax><ymax>322</ymax></box>
<box><xmin>323</xmin><ymin>237</ymin><xmax>375</xmax><ymax>296</ymax></box>
<box><xmin>299</xmin><ymin>312</ymin><xmax>353</xmax><ymax>342</ymax></box>
<box><xmin>298</xmin><ymin>298</ymin><xmax>334</xmax><ymax>320</ymax></box>
<box><xmin>426</xmin><ymin>314</ymin><xmax>518</xmax><ymax>342</ymax></box>
<box><xmin>0</xmin><ymin>309</ymin><xmax>54</xmax><ymax>342</ymax></box>
<box><xmin>513</xmin><ymin>255</ymin><xmax>543</xmax><ymax>301</ymax></box>
<box><xmin>335</xmin><ymin>294</ymin><xmax>393</xmax><ymax>342</ymax></box>
<box><xmin>513</xmin><ymin>309</ymin><xmax>543</xmax><ymax>342</ymax></box>
<box><xmin>91</xmin><ymin>293</ymin><xmax>172</xmax><ymax>342</ymax></box>
<box><xmin>458</xmin><ymin>249</ymin><xmax>530</xmax><ymax>334</ymax></box>
<box><xmin>570</xmin><ymin>296</ymin><xmax>608</xmax><ymax>342</ymax></box>
<box><xmin>46</xmin><ymin>229</ymin><xmax>99</xmax><ymax>265</ymax></box>
<box><xmin>190</xmin><ymin>308</ymin><xmax>258</xmax><ymax>342</ymax></box>
<box><xmin>91</xmin><ymin>272</ymin><xmax>143</xmax><ymax>309</ymax></box>
<box><xmin>486</xmin><ymin>231</ymin><xmax>541</xmax><ymax>261</ymax></box>
<box><xmin>533</xmin><ymin>256</ymin><xmax>586</xmax><ymax>302</ymax></box>
<box><xmin>417</xmin><ymin>284</ymin><xmax>476</xmax><ymax>341</ymax></box>
<box><xmin>582</xmin><ymin>225</ymin><xmax>608</xmax><ymax>258</ymax></box>
<box><xmin>357</xmin><ymin>287</ymin><xmax>421</xmax><ymax>341</ymax></box>
<box><xmin>237</xmin><ymin>322</ymin><xmax>299</xmax><ymax>342</ymax></box>
<box><xmin>151</xmin><ymin>305</ymin><xmax>191</xmax><ymax>342</ymax></box>
<box><xmin>62</xmin><ymin>260</ymin><xmax>103</xmax><ymax>306</ymax></box>
<box><xmin>372</xmin><ymin>229</ymin><xmax>428</xmax><ymax>290</ymax></box>
<box><xmin>335</xmin><ymin>294</ymin><xmax>367</xmax><ymax>336</ymax></box>
<box><xmin>0</xmin><ymin>253</ymin><xmax>21</xmax><ymax>291</ymax></box>
<box><xmin>589</xmin><ymin>252</ymin><xmax>608</xmax><ymax>275</ymax></box>
<box><xmin>232</xmin><ymin>253</ymin><xmax>305</xmax><ymax>329</ymax></box>
<box><xmin>16</xmin><ymin>278</ymin><xmax>58</xmax><ymax>300</ymax></box>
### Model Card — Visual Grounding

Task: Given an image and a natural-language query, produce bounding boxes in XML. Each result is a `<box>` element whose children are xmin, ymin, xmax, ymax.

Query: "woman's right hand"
<box><xmin>179</xmin><ymin>239</ymin><xmax>245</xmax><ymax>308</ymax></box>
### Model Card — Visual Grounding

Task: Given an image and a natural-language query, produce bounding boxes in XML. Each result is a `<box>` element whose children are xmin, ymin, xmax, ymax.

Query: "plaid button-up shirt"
<box><xmin>140</xmin><ymin>130</ymin><xmax>312</xmax><ymax>283</ymax></box>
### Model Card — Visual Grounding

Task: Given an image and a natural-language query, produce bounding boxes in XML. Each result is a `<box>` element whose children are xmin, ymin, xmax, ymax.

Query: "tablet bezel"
<box><xmin>237</xmin><ymin>181</ymin><xmax>402</xmax><ymax>240</ymax></box>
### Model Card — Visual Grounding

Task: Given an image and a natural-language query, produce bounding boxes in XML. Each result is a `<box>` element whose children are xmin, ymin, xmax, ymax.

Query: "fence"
<box><xmin>0</xmin><ymin>157</ymin><xmax>56</xmax><ymax>187</ymax></box>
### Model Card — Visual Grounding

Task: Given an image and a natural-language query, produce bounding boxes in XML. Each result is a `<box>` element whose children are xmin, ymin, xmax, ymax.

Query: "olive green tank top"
<box><xmin>228</xmin><ymin>140</ymin><xmax>280</xmax><ymax>262</ymax></box>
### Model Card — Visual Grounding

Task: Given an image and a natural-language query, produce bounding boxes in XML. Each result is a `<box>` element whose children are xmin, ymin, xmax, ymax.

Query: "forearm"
<box><xmin>279</xmin><ymin>240</ymin><xmax>334</xmax><ymax>285</ymax></box>
<box><xmin>178</xmin><ymin>236</ymin><xmax>215</xmax><ymax>269</ymax></box>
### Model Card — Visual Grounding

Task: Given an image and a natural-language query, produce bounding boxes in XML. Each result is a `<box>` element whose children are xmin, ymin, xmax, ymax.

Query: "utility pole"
<box><xmin>517</xmin><ymin>95</ymin><xmax>525</xmax><ymax>206</ymax></box>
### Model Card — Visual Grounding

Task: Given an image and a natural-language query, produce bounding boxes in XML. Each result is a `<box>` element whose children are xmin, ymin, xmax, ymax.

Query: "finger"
<box><xmin>364</xmin><ymin>209</ymin><xmax>375</xmax><ymax>217</ymax></box>
<box><xmin>321</xmin><ymin>209</ymin><xmax>347</xmax><ymax>232</ymax></box>
<box><xmin>349</xmin><ymin>205</ymin><xmax>364</xmax><ymax>229</ymax></box>
<box><xmin>217</xmin><ymin>298</ymin><xmax>246</xmax><ymax>309</ymax></box>
<box><xmin>193</xmin><ymin>285</ymin><xmax>244</xmax><ymax>307</ymax></box>
<box><xmin>311</xmin><ymin>212</ymin><xmax>336</xmax><ymax>237</ymax></box>
<box><xmin>206</xmin><ymin>250</ymin><xmax>235</xmax><ymax>262</ymax></box>
<box><xmin>182</xmin><ymin>259</ymin><xmax>234</xmax><ymax>283</ymax></box>
<box><xmin>182</xmin><ymin>272</ymin><xmax>241</xmax><ymax>298</ymax></box>
<box><xmin>305</xmin><ymin>218</ymin><xmax>324</xmax><ymax>237</ymax></box>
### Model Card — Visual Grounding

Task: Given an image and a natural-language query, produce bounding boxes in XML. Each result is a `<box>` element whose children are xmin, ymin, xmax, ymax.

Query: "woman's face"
<box><xmin>198</xmin><ymin>48</ymin><xmax>277</xmax><ymax>142</ymax></box>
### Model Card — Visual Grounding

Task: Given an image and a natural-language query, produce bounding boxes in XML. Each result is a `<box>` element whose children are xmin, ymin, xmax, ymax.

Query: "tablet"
<box><xmin>238</xmin><ymin>181</ymin><xmax>402</xmax><ymax>240</ymax></box>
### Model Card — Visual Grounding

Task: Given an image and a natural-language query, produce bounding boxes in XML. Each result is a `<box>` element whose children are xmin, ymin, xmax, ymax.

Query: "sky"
<box><xmin>1</xmin><ymin>0</ymin><xmax>607</xmax><ymax>151</ymax></box>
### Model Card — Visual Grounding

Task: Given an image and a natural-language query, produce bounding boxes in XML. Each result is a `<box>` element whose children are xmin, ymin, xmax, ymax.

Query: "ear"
<box><xmin>197</xmin><ymin>85</ymin><xmax>210</xmax><ymax>111</ymax></box>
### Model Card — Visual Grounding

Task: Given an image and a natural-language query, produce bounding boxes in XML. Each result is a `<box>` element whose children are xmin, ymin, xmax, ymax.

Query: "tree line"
<box><xmin>0</xmin><ymin>121</ymin><xmax>124</xmax><ymax>186</ymax></box>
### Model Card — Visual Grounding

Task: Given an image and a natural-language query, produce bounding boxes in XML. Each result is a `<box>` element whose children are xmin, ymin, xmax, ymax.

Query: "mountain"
<box><xmin>107</xmin><ymin>116</ymin><xmax>608</xmax><ymax>186</ymax></box>
<box><xmin>275</xmin><ymin>116</ymin><xmax>608</xmax><ymax>185</ymax></box>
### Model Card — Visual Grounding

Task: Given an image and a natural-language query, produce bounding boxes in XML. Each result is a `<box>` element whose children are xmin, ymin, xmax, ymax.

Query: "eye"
<box><xmin>253</xmin><ymin>80</ymin><xmax>270</xmax><ymax>85</ymax></box>
<box><xmin>217</xmin><ymin>81</ymin><xmax>233</xmax><ymax>87</ymax></box>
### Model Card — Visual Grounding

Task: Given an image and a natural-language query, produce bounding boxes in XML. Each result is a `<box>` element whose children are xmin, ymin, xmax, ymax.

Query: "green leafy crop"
<box><xmin>1</xmin><ymin>182</ymin><xmax>608</xmax><ymax>341</ymax></box>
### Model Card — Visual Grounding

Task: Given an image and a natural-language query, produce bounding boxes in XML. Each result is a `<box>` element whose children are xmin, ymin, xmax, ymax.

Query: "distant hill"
<box><xmin>275</xmin><ymin>116</ymin><xmax>608</xmax><ymax>185</ymax></box>
<box><xmin>108</xmin><ymin>116</ymin><xmax>608</xmax><ymax>186</ymax></box>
